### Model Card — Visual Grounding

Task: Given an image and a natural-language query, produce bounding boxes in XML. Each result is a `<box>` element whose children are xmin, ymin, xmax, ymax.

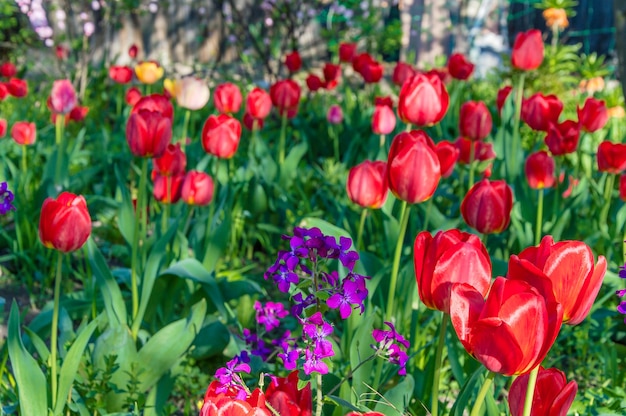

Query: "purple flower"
<box><xmin>242</xmin><ymin>329</ymin><xmax>272</xmax><ymax>360</ymax></box>
<box><xmin>303</xmin><ymin>312</ymin><xmax>334</xmax><ymax>358</ymax></box>
<box><xmin>0</xmin><ymin>182</ymin><xmax>15</xmax><ymax>215</ymax></box>
<box><xmin>254</xmin><ymin>301</ymin><xmax>289</xmax><ymax>332</ymax></box>
<box><xmin>278</xmin><ymin>347</ymin><xmax>299</xmax><ymax>370</ymax></box>
<box><xmin>214</xmin><ymin>354</ymin><xmax>251</xmax><ymax>394</ymax></box>
<box><xmin>265</xmin><ymin>263</ymin><xmax>299</xmax><ymax>292</ymax></box>
<box><xmin>388</xmin><ymin>344</ymin><xmax>409</xmax><ymax>375</ymax></box>
<box><xmin>327</xmin><ymin>279</ymin><xmax>366</xmax><ymax>319</ymax></box>
<box><xmin>619</xmin><ymin>265</ymin><xmax>626</xmax><ymax>279</ymax></box>
<box><xmin>303</xmin><ymin>349</ymin><xmax>328</xmax><ymax>375</ymax></box>
<box><xmin>291</xmin><ymin>292</ymin><xmax>316</xmax><ymax>317</ymax></box>
<box><xmin>371</xmin><ymin>322</ymin><xmax>410</xmax><ymax>376</ymax></box>
<box><xmin>372</xmin><ymin>321</ymin><xmax>410</xmax><ymax>349</ymax></box>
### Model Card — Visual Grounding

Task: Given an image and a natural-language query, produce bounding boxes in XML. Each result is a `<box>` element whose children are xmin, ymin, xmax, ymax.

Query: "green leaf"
<box><xmin>115</xmin><ymin>165</ymin><xmax>135</xmax><ymax>246</ymax></box>
<box><xmin>87</xmin><ymin>238</ymin><xmax>127</xmax><ymax>327</ymax></box>
<box><xmin>350</xmin><ymin>314</ymin><xmax>376</xmax><ymax>398</ymax></box>
<box><xmin>7</xmin><ymin>301</ymin><xmax>48</xmax><ymax>416</ymax></box>
<box><xmin>450</xmin><ymin>366</ymin><xmax>485</xmax><ymax>416</ymax></box>
<box><xmin>373</xmin><ymin>374</ymin><xmax>414</xmax><ymax>414</ymax></box>
<box><xmin>299</xmin><ymin>217</ymin><xmax>353</xmax><ymax>242</ymax></box>
<box><xmin>279</xmin><ymin>141</ymin><xmax>308</xmax><ymax>188</ymax></box>
<box><xmin>202</xmin><ymin>210</ymin><xmax>232</xmax><ymax>273</ymax></box>
<box><xmin>54</xmin><ymin>318</ymin><xmax>99</xmax><ymax>415</ymax></box>
<box><xmin>23</xmin><ymin>326</ymin><xmax>50</xmax><ymax>363</ymax></box>
<box><xmin>136</xmin><ymin>299</ymin><xmax>207</xmax><ymax>391</ymax></box>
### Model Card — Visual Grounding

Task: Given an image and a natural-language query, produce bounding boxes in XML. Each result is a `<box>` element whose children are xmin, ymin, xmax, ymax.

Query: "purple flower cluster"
<box><xmin>617</xmin><ymin>264</ymin><xmax>626</xmax><ymax>322</ymax></box>
<box><xmin>214</xmin><ymin>352</ymin><xmax>251</xmax><ymax>399</ymax></box>
<box><xmin>371</xmin><ymin>322</ymin><xmax>410</xmax><ymax>376</ymax></box>
<box><xmin>254</xmin><ymin>301</ymin><xmax>289</xmax><ymax>332</ymax></box>
<box><xmin>0</xmin><ymin>182</ymin><xmax>15</xmax><ymax>215</ymax></box>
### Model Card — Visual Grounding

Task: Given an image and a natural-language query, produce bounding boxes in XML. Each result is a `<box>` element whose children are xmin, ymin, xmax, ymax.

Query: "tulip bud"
<box><xmin>284</xmin><ymin>50</ymin><xmax>302</xmax><ymax>73</ymax></box>
<box><xmin>0</xmin><ymin>62</ymin><xmax>17</xmax><ymax>78</ymax></box>
<box><xmin>597</xmin><ymin>141</ymin><xmax>626</xmax><ymax>174</ymax></box>
<box><xmin>521</xmin><ymin>93</ymin><xmax>563</xmax><ymax>132</ymax></box>
<box><xmin>525</xmin><ymin>151</ymin><xmax>556</xmax><ymax>189</ymax></box>
<box><xmin>577</xmin><ymin>97</ymin><xmax>608</xmax><ymax>133</ymax></box>
<box><xmin>544</xmin><ymin>120</ymin><xmax>580</xmax><ymax>156</ymax></box>
<box><xmin>509</xmin><ymin>367</ymin><xmax>577</xmax><ymax>416</ymax></box>
<box><xmin>172</xmin><ymin>77</ymin><xmax>211</xmax><ymax>111</ymax></box>
<box><xmin>39</xmin><ymin>192</ymin><xmax>91</xmax><ymax>252</ymax></box>
<box><xmin>306</xmin><ymin>74</ymin><xmax>324</xmax><ymax>92</ymax></box>
<box><xmin>338</xmin><ymin>42</ymin><xmax>357</xmax><ymax>63</ymax></box>
<box><xmin>131</xmin><ymin>94</ymin><xmax>174</xmax><ymax>120</ymax></box>
<box><xmin>126</xmin><ymin>110</ymin><xmax>172</xmax><ymax>158</ymax></box>
<box><xmin>398</xmin><ymin>73</ymin><xmax>449</xmax><ymax>127</ymax></box>
<box><xmin>201</xmin><ymin>114</ymin><xmax>242</xmax><ymax>159</ymax></box>
<box><xmin>265</xmin><ymin>371</ymin><xmax>312</xmax><ymax>415</ymax></box>
<box><xmin>327</xmin><ymin>105</ymin><xmax>343</xmax><ymax>125</ymax></box>
<box><xmin>49</xmin><ymin>79</ymin><xmax>77</xmax><ymax>115</ymax></box>
<box><xmin>270</xmin><ymin>79</ymin><xmax>301</xmax><ymax>118</ymax></box>
<box><xmin>11</xmin><ymin>121</ymin><xmax>36</xmax><ymax>145</ymax></box>
<box><xmin>392</xmin><ymin>62</ymin><xmax>416</xmax><ymax>87</ymax></box>
<box><xmin>461</xmin><ymin>179</ymin><xmax>513</xmax><ymax>234</ymax></box>
<box><xmin>372</xmin><ymin>104</ymin><xmax>396</xmax><ymax>135</ymax></box>
<box><xmin>154</xmin><ymin>143</ymin><xmax>186</xmax><ymax>176</ymax></box>
<box><xmin>246</xmin><ymin>87</ymin><xmax>272</xmax><ymax>119</ymax></box>
<box><xmin>496</xmin><ymin>86</ymin><xmax>513</xmax><ymax>115</ymax></box>
<box><xmin>323</xmin><ymin>63</ymin><xmax>341</xmax><ymax>88</ymax></box>
<box><xmin>134</xmin><ymin>61</ymin><xmax>164</xmax><ymax>84</ymax></box>
<box><xmin>69</xmin><ymin>106</ymin><xmax>89</xmax><ymax>123</ymax></box>
<box><xmin>459</xmin><ymin>101</ymin><xmax>492</xmax><ymax>141</ymax></box>
<box><xmin>109</xmin><ymin>65</ymin><xmax>134</xmax><ymax>84</ymax></box>
<box><xmin>214</xmin><ymin>82</ymin><xmax>243</xmax><ymax>114</ymax></box>
<box><xmin>346</xmin><ymin>160</ymin><xmax>388</xmax><ymax>209</ymax></box>
<box><xmin>454</xmin><ymin>137</ymin><xmax>496</xmax><ymax>165</ymax></box>
<box><xmin>447</xmin><ymin>53</ymin><xmax>474</xmax><ymax>80</ymax></box>
<box><xmin>125</xmin><ymin>87</ymin><xmax>142</xmax><ymax>106</ymax></box>
<box><xmin>128</xmin><ymin>44</ymin><xmax>138</xmax><ymax>58</ymax></box>
<box><xmin>153</xmin><ymin>173</ymin><xmax>184</xmax><ymax>204</ymax></box>
<box><xmin>511</xmin><ymin>29</ymin><xmax>544</xmax><ymax>71</ymax></box>
<box><xmin>181</xmin><ymin>171</ymin><xmax>214</xmax><ymax>206</ymax></box>
<box><xmin>6</xmin><ymin>78</ymin><xmax>28</xmax><ymax>98</ymax></box>
<box><xmin>360</xmin><ymin>60</ymin><xmax>384</xmax><ymax>84</ymax></box>
<box><xmin>435</xmin><ymin>141</ymin><xmax>459</xmax><ymax>178</ymax></box>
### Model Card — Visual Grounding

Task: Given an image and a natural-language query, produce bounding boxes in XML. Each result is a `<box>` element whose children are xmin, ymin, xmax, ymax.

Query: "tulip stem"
<box><xmin>423</xmin><ymin>197</ymin><xmax>433</xmax><ymax>231</ymax></box>
<box><xmin>511</xmin><ymin>73</ymin><xmax>526</xmax><ymax>180</ymax></box>
<box><xmin>278</xmin><ymin>112</ymin><xmax>288</xmax><ymax>165</ymax></box>
<box><xmin>468</xmin><ymin>141</ymin><xmax>476</xmax><ymax>189</ymax></box>
<box><xmin>181</xmin><ymin>109</ymin><xmax>191</xmax><ymax>152</ymax></box>
<box><xmin>54</xmin><ymin>114</ymin><xmax>65</xmax><ymax>186</ymax></box>
<box><xmin>522</xmin><ymin>366</ymin><xmax>539</xmax><ymax>416</ymax></box>
<box><xmin>469</xmin><ymin>371</ymin><xmax>495</xmax><ymax>416</ymax></box>
<box><xmin>385</xmin><ymin>201</ymin><xmax>410</xmax><ymax>322</ymax></box>
<box><xmin>329</xmin><ymin>124</ymin><xmax>339</xmax><ymax>161</ymax></box>
<box><xmin>356</xmin><ymin>209</ymin><xmax>368</xmax><ymax>251</ymax></box>
<box><xmin>50</xmin><ymin>251</ymin><xmax>63</xmax><ymax>410</ymax></box>
<box><xmin>315</xmin><ymin>373</ymin><xmax>323</xmax><ymax>416</ymax></box>
<box><xmin>21</xmin><ymin>145</ymin><xmax>27</xmax><ymax>174</ymax></box>
<box><xmin>535</xmin><ymin>189</ymin><xmax>544</xmax><ymax>245</ymax></box>
<box><xmin>600</xmin><ymin>173</ymin><xmax>615</xmax><ymax>229</ymax></box>
<box><xmin>131</xmin><ymin>158</ymin><xmax>149</xmax><ymax>337</ymax></box>
<box><xmin>431</xmin><ymin>312</ymin><xmax>449</xmax><ymax>416</ymax></box>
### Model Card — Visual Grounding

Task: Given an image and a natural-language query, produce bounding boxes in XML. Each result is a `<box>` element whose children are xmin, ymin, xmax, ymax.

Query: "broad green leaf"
<box><xmin>115</xmin><ymin>165</ymin><xmax>135</xmax><ymax>246</ymax></box>
<box><xmin>299</xmin><ymin>217</ymin><xmax>353</xmax><ymax>241</ymax></box>
<box><xmin>87</xmin><ymin>238</ymin><xmax>127</xmax><ymax>327</ymax></box>
<box><xmin>7</xmin><ymin>302</ymin><xmax>48</xmax><ymax>416</ymax></box>
<box><xmin>373</xmin><ymin>374</ymin><xmax>414</xmax><ymax>414</ymax></box>
<box><xmin>202</xmin><ymin>211</ymin><xmax>232</xmax><ymax>273</ymax></box>
<box><xmin>190</xmin><ymin>318</ymin><xmax>231</xmax><ymax>359</ymax></box>
<box><xmin>23</xmin><ymin>326</ymin><xmax>50</xmax><ymax>362</ymax></box>
<box><xmin>279</xmin><ymin>141</ymin><xmax>308</xmax><ymax>188</ymax></box>
<box><xmin>350</xmin><ymin>314</ymin><xmax>376</xmax><ymax>398</ymax></box>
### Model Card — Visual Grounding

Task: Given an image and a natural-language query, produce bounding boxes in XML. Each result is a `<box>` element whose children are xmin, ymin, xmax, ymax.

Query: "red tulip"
<box><xmin>265</xmin><ymin>371</ymin><xmax>312</xmax><ymax>416</ymax></box>
<box><xmin>459</xmin><ymin>101</ymin><xmax>492</xmax><ymax>141</ymax></box>
<box><xmin>346</xmin><ymin>413</ymin><xmax>384</xmax><ymax>416</ymax></box>
<box><xmin>109</xmin><ymin>65</ymin><xmax>133</xmax><ymax>84</ymax></box>
<box><xmin>374</xmin><ymin>96</ymin><xmax>393</xmax><ymax>108</ymax></box>
<box><xmin>201</xmin><ymin>114</ymin><xmax>242</xmax><ymax>159</ymax></box>
<box><xmin>126</xmin><ymin>87</ymin><xmax>142</xmax><ymax>106</ymax></box>
<box><xmin>447</xmin><ymin>53</ymin><xmax>474</xmax><ymax>80</ymax></box>
<box><xmin>427</xmin><ymin>67</ymin><xmax>451</xmax><ymax>84</ymax></box>
<box><xmin>0</xmin><ymin>62</ymin><xmax>16</xmax><ymax>78</ymax></box>
<box><xmin>620</xmin><ymin>174</ymin><xmax>626</xmax><ymax>201</ymax></box>
<box><xmin>347</xmin><ymin>160</ymin><xmax>388</xmax><ymax>209</ymax></box>
<box><xmin>461</xmin><ymin>179</ymin><xmax>512</xmax><ymax>234</ymax></box>
<box><xmin>153</xmin><ymin>173</ymin><xmax>184</xmax><ymax>204</ymax></box>
<box><xmin>6</xmin><ymin>78</ymin><xmax>27</xmax><ymax>97</ymax></box>
<box><xmin>327</xmin><ymin>105</ymin><xmax>343</xmax><ymax>124</ymax></box>
<box><xmin>454</xmin><ymin>137</ymin><xmax>496</xmax><ymax>164</ymax></box>
<box><xmin>284</xmin><ymin>50</ymin><xmax>302</xmax><ymax>73</ymax></box>
<box><xmin>352</xmin><ymin>52</ymin><xmax>373</xmax><ymax>74</ymax></box>
<box><xmin>214</xmin><ymin>82</ymin><xmax>242</xmax><ymax>114</ymax></box>
<box><xmin>372</xmin><ymin>104</ymin><xmax>396</xmax><ymax>135</ymax></box>
<box><xmin>509</xmin><ymin>235</ymin><xmax>607</xmax><ymax>325</ymax></box>
<box><xmin>200</xmin><ymin>381</ymin><xmax>271</xmax><ymax>416</ymax></box>
<box><xmin>544</xmin><ymin>120</ymin><xmax>580</xmax><ymax>155</ymax></box>
<box><xmin>597</xmin><ymin>141</ymin><xmax>626</xmax><ymax>174</ymax></box>
<box><xmin>49</xmin><ymin>80</ymin><xmax>77</xmax><ymax>115</ymax></box>
<box><xmin>131</xmin><ymin>94</ymin><xmax>174</xmax><ymax>120</ymax></box>
<box><xmin>0</xmin><ymin>118</ymin><xmax>6</xmax><ymax>138</ymax></box>
<box><xmin>509</xmin><ymin>366</ymin><xmax>578</xmax><ymax>416</ymax></box>
<box><xmin>450</xmin><ymin>276</ymin><xmax>563</xmax><ymax>375</ymax></box>
<box><xmin>39</xmin><ymin>192</ymin><xmax>92</xmax><ymax>252</ymax></box>
<box><xmin>246</xmin><ymin>87</ymin><xmax>272</xmax><ymax>119</ymax></box>
<box><xmin>243</xmin><ymin>112</ymin><xmax>264</xmax><ymax>131</ymax></box>
<box><xmin>323</xmin><ymin>63</ymin><xmax>341</xmax><ymax>89</ymax></box>
<box><xmin>181</xmin><ymin>171</ymin><xmax>214</xmax><ymax>206</ymax></box>
<box><xmin>387</xmin><ymin>130</ymin><xmax>441</xmax><ymax>204</ymax></box>
<box><xmin>578</xmin><ymin>97</ymin><xmax>608</xmax><ymax>133</ymax></box>
<box><xmin>435</xmin><ymin>141</ymin><xmax>460</xmax><ymax>178</ymax></box>
<box><xmin>128</xmin><ymin>44</ymin><xmax>138</xmax><ymax>58</ymax></box>
<box><xmin>270</xmin><ymin>80</ymin><xmax>300</xmax><ymax>118</ymax></box>
<box><xmin>414</xmin><ymin>229</ymin><xmax>491</xmax><ymax>313</ymax></box>
<box><xmin>511</xmin><ymin>29</ymin><xmax>544</xmax><ymax>71</ymax></box>
<box><xmin>496</xmin><ymin>85</ymin><xmax>513</xmax><ymax>115</ymax></box>
<box><xmin>126</xmin><ymin>110</ymin><xmax>172</xmax><ymax>158</ymax></box>
<box><xmin>55</xmin><ymin>45</ymin><xmax>69</xmax><ymax>60</ymax></box>
<box><xmin>338</xmin><ymin>42</ymin><xmax>357</xmax><ymax>63</ymax></box>
<box><xmin>398</xmin><ymin>73</ymin><xmax>449</xmax><ymax>127</ymax></box>
<box><xmin>0</xmin><ymin>83</ymin><xmax>7</xmax><ymax>100</ymax></box>
<box><xmin>69</xmin><ymin>105</ymin><xmax>89</xmax><ymax>122</ymax></box>
<box><xmin>521</xmin><ymin>93</ymin><xmax>563</xmax><ymax>132</ymax></box>
<box><xmin>10</xmin><ymin>121</ymin><xmax>36</xmax><ymax>145</ymax></box>
<box><xmin>525</xmin><ymin>151</ymin><xmax>556</xmax><ymax>189</ymax></box>
<box><xmin>360</xmin><ymin>60</ymin><xmax>384</xmax><ymax>84</ymax></box>
<box><xmin>153</xmin><ymin>143</ymin><xmax>186</xmax><ymax>176</ymax></box>
<box><xmin>392</xmin><ymin>62</ymin><xmax>416</xmax><ymax>86</ymax></box>
<box><xmin>306</xmin><ymin>74</ymin><xmax>324</xmax><ymax>92</ymax></box>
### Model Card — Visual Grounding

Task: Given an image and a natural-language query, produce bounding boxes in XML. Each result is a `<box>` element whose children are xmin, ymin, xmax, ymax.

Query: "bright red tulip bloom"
<box><xmin>214</xmin><ymin>82</ymin><xmax>243</xmax><ymax>114</ymax></box>
<box><xmin>69</xmin><ymin>105</ymin><xmax>89</xmax><ymax>122</ymax></box>
<box><xmin>398</xmin><ymin>73</ymin><xmax>449</xmax><ymax>127</ymax></box>
<box><xmin>435</xmin><ymin>141</ymin><xmax>460</xmax><ymax>178</ymax></box>
<box><xmin>360</xmin><ymin>60</ymin><xmax>384</xmax><ymax>83</ymax></box>
<box><xmin>509</xmin><ymin>235</ymin><xmax>607</xmax><ymax>325</ymax></box>
<box><xmin>509</xmin><ymin>366</ymin><xmax>578</xmax><ymax>416</ymax></box>
<box><xmin>461</xmin><ymin>179</ymin><xmax>512</xmax><ymax>234</ymax></box>
<box><xmin>131</xmin><ymin>94</ymin><xmax>174</xmax><ymax>120</ymax></box>
<box><xmin>620</xmin><ymin>174</ymin><xmax>626</xmax><ymax>201</ymax></box>
<box><xmin>128</xmin><ymin>44</ymin><xmax>138</xmax><ymax>58</ymax></box>
<box><xmin>521</xmin><ymin>93</ymin><xmax>563</xmax><ymax>132</ymax></box>
<box><xmin>387</xmin><ymin>130</ymin><xmax>441</xmax><ymax>204</ymax></box>
<box><xmin>265</xmin><ymin>371</ymin><xmax>312</xmax><ymax>416</ymax></box>
<box><xmin>153</xmin><ymin>173</ymin><xmax>184</xmax><ymax>204</ymax></box>
<box><xmin>347</xmin><ymin>160</ymin><xmax>389</xmax><ymax>209</ymax></box>
<box><xmin>427</xmin><ymin>67</ymin><xmax>451</xmax><ymax>84</ymax></box>
<box><xmin>49</xmin><ymin>79</ymin><xmax>77</xmax><ymax>115</ymax></box>
<box><xmin>0</xmin><ymin>62</ymin><xmax>16</xmax><ymax>78</ymax></box>
<box><xmin>597</xmin><ymin>141</ymin><xmax>626</xmax><ymax>174</ymax></box>
<box><xmin>511</xmin><ymin>29</ymin><xmax>544</xmax><ymax>71</ymax></box>
<box><xmin>246</xmin><ymin>87</ymin><xmax>272</xmax><ymax>119</ymax></box>
<box><xmin>284</xmin><ymin>50</ymin><xmax>302</xmax><ymax>72</ymax></box>
<box><xmin>306</xmin><ymin>74</ymin><xmax>324</xmax><ymax>92</ymax></box>
<box><xmin>525</xmin><ymin>151</ymin><xmax>556</xmax><ymax>189</ymax></box>
<box><xmin>153</xmin><ymin>143</ymin><xmax>186</xmax><ymax>176</ymax></box>
<box><xmin>10</xmin><ymin>121</ymin><xmax>36</xmax><ymax>145</ymax></box>
<box><xmin>181</xmin><ymin>171</ymin><xmax>214</xmax><ymax>206</ymax></box>
<box><xmin>126</xmin><ymin>110</ymin><xmax>172</xmax><ymax>158</ymax></box>
<box><xmin>352</xmin><ymin>52</ymin><xmax>373</xmax><ymax>74</ymax></box>
<box><xmin>392</xmin><ymin>62</ymin><xmax>416</xmax><ymax>86</ymax></box>
<box><xmin>339</xmin><ymin>42</ymin><xmax>357</xmax><ymax>62</ymax></box>
<box><xmin>454</xmin><ymin>137</ymin><xmax>496</xmax><ymax>164</ymax></box>
<box><xmin>200</xmin><ymin>381</ymin><xmax>271</xmax><ymax>416</ymax></box>
<box><xmin>323</xmin><ymin>63</ymin><xmax>341</xmax><ymax>86</ymax></box>
<box><xmin>270</xmin><ymin>79</ymin><xmax>301</xmax><ymax>118</ymax></box>
<box><xmin>544</xmin><ymin>120</ymin><xmax>580</xmax><ymax>155</ymax></box>
<box><xmin>6</xmin><ymin>78</ymin><xmax>27</xmax><ymax>97</ymax></box>
<box><xmin>496</xmin><ymin>85</ymin><xmax>513</xmax><ymax>115</ymax></box>
<box><xmin>125</xmin><ymin>87</ymin><xmax>142</xmax><ymax>106</ymax></box>
<box><xmin>450</xmin><ymin>276</ymin><xmax>563</xmax><ymax>376</ymax></box>
<box><xmin>243</xmin><ymin>112</ymin><xmax>264</xmax><ymax>131</ymax></box>
<box><xmin>0</xmin><ymin>118</ymin><xmax>6</xmax><ymax>138</ymax></box>
<box><xmin>578</xmin><ymin>97</ymin><xmax>608</xmax><ymax>133</ymax></box>
<box><xmin>447</xmin><ymin>53</ymin><xmax>474</xmax><ymax>80</ymax></box>
<box><xmin>0</xmin><ymin>83</ymin><xmax>8</xmax><ymax>100</ymax></box>
<box><xmin>109</xmin><ymin>65</ymin><xmax>133</xmax><ymax>84</ymax></box>
<box><xmin>414</xmin><ymin>229</ymin><xmax>491</xmax><ymax>313</ymax></box>
<box><xmin>39</xmin><ymin>192</ymin><xmax>91</xmax><ymax>252</ymax></box>
<box><xmin>372</xmin><ymin>104</ymin><xmax>396</xmax><ymax>135</ymax></box>
<box><xmin>459</xmin><ymin>101</ymin><xmax>492</xmax><ymax>141</ymax></box>
<box><xmin>201</xmin><ymin>114</ymin><xmax>242</xmax><ymax>159</ymax></box>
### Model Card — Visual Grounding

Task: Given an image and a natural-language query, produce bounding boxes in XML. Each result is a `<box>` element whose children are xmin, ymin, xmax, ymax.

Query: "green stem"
<box><xmin>468</xmin><ymin>140</ymin><xmax>476</xmax><ymax>189</ymax></box>
<box><xmin>54</xmin><ymin>115</ymin><xmax>65</xmax><ymax>186</ymax></box>
<box><xmin>385</xmin><ymin>201</ymin><xmax>411</xmax><ymax>322</ymax></box>
<box><xmin>551</xmin><ymin>25</ymin><xmax>559</xmax><ymax>62</ymax></box>
<box><xmin>552</xmin><ymin>157</ymin><xmax>561</xmax><ymax>220</ymax></box>
<box><xmin>535</xmin><ymin>189</ymin><xmax>544</xmax><ymax>246</ymax></box>
<box><xmin>116</xmin><ymin>88</ymin><xmax>123</xmax><ymax>119</ymax></box>
<box><xmin>130</xmin><ymin>158</ymin><xmax>149</xmax><ymax>338</ymax></box>
<box><xmin>600</xmin><ymin>173</ymin><xmax>615</xmax><ymax>227</ymax></box>
<box><xmin>315</xmin><ymin>373</ymin><xmax>323</xmax><ymax>416</ymax></box>
<box><xmin>469</xmin><ymin>371</ymin><xmax>495</xmax><ymax>416</ymax></box>
<box><xmin>203</xmin><ymin>159</ymin><xmax>222</xmax><ymax>264</ymax></box>
<box><xmin>356</xmin><ymin>209</ymin><xmax>368</xmax><ymax>251</ymax></box>
<box><xmin>431</xmin><ymin>313</ymin><xmax>449</xmax><ymax>416</ymax></box>
<box><xmin>278</xmin><ymin>112</ymin><xmax>288</xmax><ymax>165</ymax></box>
<box><xmin>21</xmin><ymin>145</ymin><xmax>27</xmax><ymax>174</ymax></box>
<box><xmin>181</xmin><ymin>109</ymin><xmax>191</xmax><ymax>152</ymax></box>
<box><xmin>522</xmin><ymin>366</ymin><xmax>539</xmax><ymax>416</ymax></box>
<box><xmin>379</xmin><ymin>134</ymin><xmax>385</xmax><ymax>153</ymax></box>
<box><xmin>50</xmin><ymin>251</ymin><xmax>64</xmax><ymax>410</ymax></box>
<box><xmin>511</xmin><ymin>73</ymin><xmax>526</xmax><ymax>180</ymax></box>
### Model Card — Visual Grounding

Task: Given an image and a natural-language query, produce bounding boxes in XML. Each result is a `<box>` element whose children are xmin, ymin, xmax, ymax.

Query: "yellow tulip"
<box><xmin>135</xmin><ymin>61</ymin><xmax>164</xmax><ymax>84</ymax></box>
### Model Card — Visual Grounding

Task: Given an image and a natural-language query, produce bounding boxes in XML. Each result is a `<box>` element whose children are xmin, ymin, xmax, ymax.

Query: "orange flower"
<box><xmin>608</xmin><ymin>106</ymin><xmax>625</xmax><ymax>119</ymax></box>
<box><xmin>542</xmin><ymin>8</ymin><xmax>568</xmax><ymax>29</ymax></box>
<box><xmin>578</xmin><ymin>77</ymin><xmax>605</xmax><ymax>95</ymax></box>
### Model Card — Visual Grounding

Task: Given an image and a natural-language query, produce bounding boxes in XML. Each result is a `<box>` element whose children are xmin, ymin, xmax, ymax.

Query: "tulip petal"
<box><xmin>550</xmin><ymin>380</ymin><xmax>578</xmax><ymax>416</ymax></box>
<box><xmin>449</xmin><ymin>283</ymin><xmax>485</xmax><ymax>350</ymax></box>
<box><xmin>568</xmin><ymin>255</ymin><xmax>606</xmax><ymax>325</ymax></box>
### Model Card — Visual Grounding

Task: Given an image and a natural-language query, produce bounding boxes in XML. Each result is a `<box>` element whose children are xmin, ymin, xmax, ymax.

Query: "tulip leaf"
<box><xmin>279</xmin><ymin>141</ymin><xmax>308</xmax><ymax>188</ymax></box>
<box><xmin>450</xmin><ymin>366</ymin><xmax>485</xmax><ymax>416</ymax></box>
<box><xmin>115</xmin><ymin>164</ymin><xmax>135</xmax><ymax>246</ymax></box>
<box><xmin>373</xmin><ymin>373</ymin><xmax>414</xmax><ymax>414</ymax></box>
<box><xmin>299</xmin><ymin>217</ymin><xmax>353</xmax><ymax>242</ymax></box>
<box><xmin>7</xmin><ymin>301</ymin><xmax>49</xmax><ymax>416</ymax></box>
<box><xmin>23</xmin><ymin>326</ymin><xmax>50</xmax><ymax>362</ymax></box>
<box><xmin>202</xmin><ymin>208</ymin><xmax>232</xmax><ymax>274</ymax></box>
<box><xmin>136</xmin><ymin>298</ymin><xmax>206</xmax><ymax>391</ymax></box>
<box><xmin>87</xmin><ymin>238</ymin><xmax>127</xmax><ymax>327</ymax></box>
<box><xmin>54</xmin><ymin>317</ymin><xmax>99</xmax><ymax>415</ymax></box>
<box><xmin>349</xmin><ymin>313</ymin><xmax>376</xmax><ymax>398</ymax></box>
